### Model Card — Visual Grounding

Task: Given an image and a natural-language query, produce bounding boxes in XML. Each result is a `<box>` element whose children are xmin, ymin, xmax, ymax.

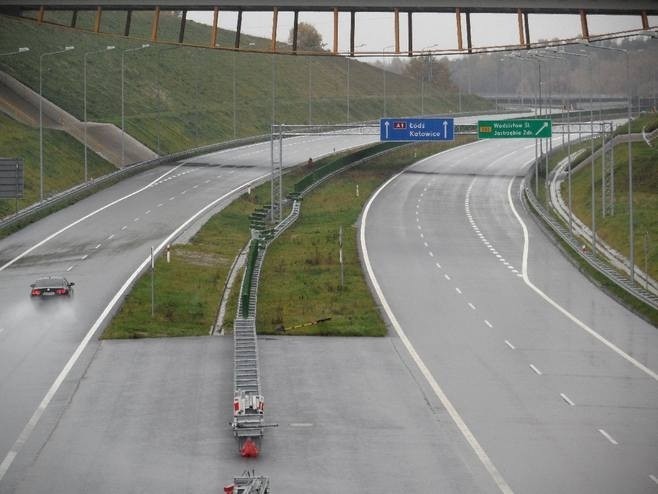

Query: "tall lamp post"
<box><xmin>84</xmin><ymin>45</ymin><xmax>115</xmax><ymax>182</ymax></box>
<box><xmin>420</xmin><ymin>44</ymin><xmax>438</xmax><ymax>116</ymax></box>
<box><xmin>121</xmin><ymin>44</ymin><xmax>149</xmax><ymax>167</ymax></box>
<box><xmin>382</xmin><ymin>44</ymin><xmax>394</xmax><ymax>117</ymax></box>
<box><xmin>0</xmin><ymin>47</ymin><xmax>29</xmax><ymax>57</ymax></box>
<box><xmin>40</xmin><ymin>46</ymin><xmax>75</xmax><ymax>202</ymax></box>
<box><xmin>346</xmin><ymin>43</ymin><xmax>366</xmax><ymax>123</ymax></box>
<box><xmin>581</xmin><ymin>42</ymin><xmax>634</xmax><ymax>279</ymax></box>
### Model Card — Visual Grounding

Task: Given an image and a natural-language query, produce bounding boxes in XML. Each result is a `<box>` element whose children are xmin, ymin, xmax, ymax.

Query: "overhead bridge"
<box><xmin>0</xmin><ymin>1</ymin><xmax>656</xmax><ymax>56</ymax></box>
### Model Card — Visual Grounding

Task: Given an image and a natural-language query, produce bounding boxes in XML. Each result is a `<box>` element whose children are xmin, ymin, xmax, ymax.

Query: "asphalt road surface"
<box><xmin>4</xmin><ymin>111</ymin><xmax>602</xmax><ymax>493</ymax></box>
<box><xmin>361</xmin><ymin>137</ymin><xmax>658</xmax><ymax>493</ymax></box>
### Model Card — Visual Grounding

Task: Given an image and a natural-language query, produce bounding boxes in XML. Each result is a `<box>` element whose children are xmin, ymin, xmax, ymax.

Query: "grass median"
<box><xmin>102</xmin><ymin>138</ymin><xmax>474</xmax><ymax>339</ymax></box>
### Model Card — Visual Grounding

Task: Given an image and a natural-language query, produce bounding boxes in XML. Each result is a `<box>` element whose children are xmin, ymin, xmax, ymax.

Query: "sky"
<box><xmin>187</xmin><ymin>10</ymin><xmax>656</xmax><ymax>57</ymax></box>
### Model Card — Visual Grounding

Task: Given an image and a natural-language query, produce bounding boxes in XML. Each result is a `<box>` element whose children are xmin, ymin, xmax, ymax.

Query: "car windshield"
<box><xmin>34</xmin><ymin>278</ymin><xmax>67</xmax><ymax>288</ymax></box>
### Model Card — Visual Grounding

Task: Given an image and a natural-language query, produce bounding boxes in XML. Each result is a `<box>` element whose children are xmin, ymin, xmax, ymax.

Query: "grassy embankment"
<box><xmin>0</xmin><ymin>11</ymin><xmax>491</xmax><ymax>218</ymax></box>
<box><xmin>527</xmin><ymin>113</ymin><xmax>657</xmax><ymax>324</ymax></box>
<box><xmin>0</xmin><ymin>112</ymin><xmax>115</xmax><ymax>219</ymax></box>
<box><xmin>103</xmin><ymin>138</ymin><xmax>474</xmax><ymax>339</ymax></box>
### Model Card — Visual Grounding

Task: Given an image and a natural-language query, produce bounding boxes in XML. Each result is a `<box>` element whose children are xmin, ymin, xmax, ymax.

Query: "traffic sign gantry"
<box><xmin>478</xmin><ymin>119</ymin><xmax>552</xmax><ymax>139</ymax></box>
<box><xmin>380</xmin><ymin>118</ymin><xmax>454</xmax><ymax>141</ymax></box>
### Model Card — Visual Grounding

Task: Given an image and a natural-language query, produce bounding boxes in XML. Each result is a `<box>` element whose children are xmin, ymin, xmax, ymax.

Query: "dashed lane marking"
<box><xmin>504</xmin><ymin>340</ymin><xmax>516</xmax><ymax>350</ymax></box>
<box><xmin>507</xmin><ymin>178</ymin><xmax>658</xmax><ymax>382</ymax></box>
<box><xmin>560</xmin><ymin>393</ymin><xmax>575</xmax><ymax>406</ymax></box>
<box><xmin>360</xmin><ymin>164</ymin><xmax>515</xmax><ymax>494</ymax></box>
<box><xmin>530</xmin><ymin>364</ymin><xmax>543</xmax><ymax>375</ymax></box>
<box><xmin>598</xmin><ymin>429</ymin><xmax>618</xmax><ymax>445</ymax></box>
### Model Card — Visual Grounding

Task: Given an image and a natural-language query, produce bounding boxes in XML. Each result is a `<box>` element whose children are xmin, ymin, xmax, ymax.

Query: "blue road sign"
<box><xmin>380</xmin><ymin>117</ymin><xmax>455</xmax><ymax>141</ymax></box>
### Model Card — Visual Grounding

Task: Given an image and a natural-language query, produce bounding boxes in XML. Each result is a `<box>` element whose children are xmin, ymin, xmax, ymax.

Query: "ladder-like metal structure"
<box><xmin>602</xmin><ymin>121</ymin><xmax>615</xmax><ymax>217</ymax></box>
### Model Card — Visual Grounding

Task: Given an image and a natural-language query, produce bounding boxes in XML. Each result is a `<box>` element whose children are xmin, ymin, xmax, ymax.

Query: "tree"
<box><xmin>288</xmin><ymin>22</ymin><xmax>323</xmax><ymax>51</ymax></box>
<box><xmin>405</xmin><ymin>56</ymin><xmax>455</xmax><ymax>90</ymax></box>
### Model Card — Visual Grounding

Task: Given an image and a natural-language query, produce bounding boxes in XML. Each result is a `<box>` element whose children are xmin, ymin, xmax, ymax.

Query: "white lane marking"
<box><xmin>133</xmin><ymin>217</ymin><xmax>140</xmax><ymax>222</ymax></box>
<box><xmin>598</xmin><ymin>429</ymin><xmax>618</xmax><ymax>445</ymax></box>
<box><xmin>423</xmin><ymin>241</ymin><xmax>428</xmax><ymax>247</ymax></box>
<box><xmin>429</xmin><ymin>252</ymin><xmax>434</xmax><ymax>258</ymax></box>
<box><xmin>560</xmin><ymin>393</ymin><xmax>575</xmax><ymax>406</ymax></box>
<box><xmin>360</xmin><ymin>169</ymin><xmax>515</xmax><ymax>494</ymax></box>
<box><xmin>95</xmin><ymin>244</ymin><xmax>102</xmax><ymax>249</ymax></box>
<box><xmin>0</xmin><ymin>328</ymin><xmax>4</xmax><ymax>335</ymax></box>
<box><xmin>0</xmin><ymin>172</ymin><xmax>269</xmax><ymax>483</ymax></box>
<box><xmin>456</xmin><ymin>288</ymin><xmax>462</xmax><ymax>294</ymax></box>
<box><xmin>504</xmin><ymin>340</ymin><xmax>516</xmax><ymax>350</ymax></box>
<box><xmin>484</xmin><ymin>320</ymin><xmax>493</xmax><ymax>328</ymax></box>
<box><xmin>290</xmin><ymin>423</ymin><xmax>314</xmax><ymax>427</ymax></box>
<box><xmin>107</xmin><ymin>234</ymin><xmax>115</xmax><ymax>240</ymax></box>
<box><xmin>444</xmin><ymin>274</ymin><xmax>451</xmax><ymax>281</ymax></box>
<box><xmin>169</xmin><ymin>196</ymin><xmax>175</xmax><ymax>201</ymax></box>
<box><xmin>157</xmin><ymin>203</ymin><xmax>164</xmax><ymax>208</ymax></box>
<box><xmin>435</xmin><ymin>262</ymin><xmax>441</xmax><ymax>269</ymax></box>
<box><xmin>507</xmin><ymin>179</ymin><xmax>658</xmax><ymax>382</ymax></box>
<box><xmin>649</xmin><ymin>475</ymin><xmax>658</xmax><ymax>485</ymax></box>
<box><xmin>530</xmin><ymin>364</ymin><xmax>543</xmax><ymax>375</ymax></box>
<box><xmin>420</xmin><ymin>233</ymin><xmax>425</xmax><ymax>239</ymax></box>
<box><xmin>468</xmin><ymin>302</ymin><xmax>476</xmax><ymax>310</ymax></box>
<box><xmin>204</xmin><ymin>179</ymin><xmax>211</xmax><ymax>184</ymax></box>
<box><xmin>0</xmin><ymin>165</ymin><xmax>184</xmax><ymax>274</ymax></box>
<box><xmin>181</xmin><ymin>190</ymin><xmax>187</xmax><ymax>195</ymax></box>
<box><xmin>81</xmin><ymin>254</ymin><xmax>88</xmax><ymax>260</ymax></box>
<box><xmin>193</xmin><ymin>184</ymin><xmax>199</xmax><ymax>189</ymax></box>
<box><xmin>121</xmin><ymin>225</ymin><xmax>127</xmax><ymax>231</ymax></box>
<box><xmin>145</xmin><ymin>210</ymin><xmax>151</xmax><ymax>215</ymax></box>
<box><xmin>66</xmin><ymin>265</ymin><xmax>73</xmax><ymax>272</ymax></box>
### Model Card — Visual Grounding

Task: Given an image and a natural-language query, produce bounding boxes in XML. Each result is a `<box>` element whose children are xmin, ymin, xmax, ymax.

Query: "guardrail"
<box><xmin>0</xmin><ymin>133</ymin><xmax>271</xmax><ymax>234</ymax></box>
<box><xmin>230</xmin><ymin>141</ymin><xmax>413</xmax><ymax>457</ymax></box>
<box><xmin>524</xmin><ymin>157</ymin><xmax>658</xmax><ymax>312</ymax></box>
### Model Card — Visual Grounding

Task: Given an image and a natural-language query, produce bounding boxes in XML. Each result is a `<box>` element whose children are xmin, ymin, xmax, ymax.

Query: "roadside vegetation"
<box><xmin>0</xmin><ymin>11</ymin><xmax>491</xmax><ymax>220</ymax></box>
<box><xmin>527</xmin><ymin>113</ymin><xmax>657</xmax><ymax>323</ymax></box>
<box><xmin>102</xmin><ymin>138</ymin><xmax>474</xmax><ymax>339</ymax></box>
<box><xmin>0</xmin><ymin>112</ymin><xmax>115</xmax><ymax>219</ymax></box>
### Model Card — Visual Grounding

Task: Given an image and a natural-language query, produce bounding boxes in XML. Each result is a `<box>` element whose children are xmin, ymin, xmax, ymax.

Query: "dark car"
<box><xmin>30</xmin><ymin>277</ymin><xmax>75</xmax><ymax>299</ymax></box>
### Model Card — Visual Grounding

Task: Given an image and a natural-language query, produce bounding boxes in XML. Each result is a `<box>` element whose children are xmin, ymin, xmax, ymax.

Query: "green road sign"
<box><xmin>478</xmin><ymin>119</ymin><xmax>552</xmax><ymax>139</ymax></box>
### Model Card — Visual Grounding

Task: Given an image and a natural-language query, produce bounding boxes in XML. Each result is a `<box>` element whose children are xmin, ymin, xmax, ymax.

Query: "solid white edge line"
<box><xmin>506</xmin><ymin>178</ymin><xmax>658</xmax><ymax>383</ymax></box>
<box><xmin>360</xmin><ymin>167</ymin><xmax>515</xmax><ymax>494</ymax></box>
<box><xmin>0</xmin><ymin>164</ymin><xmax>185</xmax><ymax>274</ymax></box>
<box><xmin>598</xmin><ymin>429</ymin><xmax>618</xmax><ymax>445</ymax></box>
<box><xmin>0</xmin><ymin>172</ymin><xmax>267</xmax><ymax>483</ymax></box>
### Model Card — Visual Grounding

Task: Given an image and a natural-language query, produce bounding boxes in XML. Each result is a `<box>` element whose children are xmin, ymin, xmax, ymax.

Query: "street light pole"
<box><xmin>0</xmin><ymin>47</ymin><xmax>29</xmax><ymax>57</ymax></box>
<box><xmin>39</xmin><ymin>46</ymin><xmax>74</xmax><ymax>202</ymax></box>
<box><xmin>121</xmin><ymin>44</ymin><xmax>149</xmax><ymax>167</ymax></box>
<box><xmin>84</xmin><ymin>45</ymin><xmax>115</xmax><ymax>182</ymax></box>
<box><xmin>346</xmin><ymin>43</ymin><xmax>365</xmax><ymax>123</ymax></box>
<box><xmin>582</xmin><ymin>43</ymin><xmax>634</xmax><ymax>280</ymax></box>
<box><xmin>382</xmin><ymin>45</ymin><xmax>394</xmax><ymax>117</ymax></box>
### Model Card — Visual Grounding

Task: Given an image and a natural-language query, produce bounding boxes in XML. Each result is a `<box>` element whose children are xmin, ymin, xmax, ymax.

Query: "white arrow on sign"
<box><xmin>535</xmin><ymin>122</ymin><xmax>549</xmax><ymax>136</ymax></box>
<box><xmin>443</xmin><ymin>120</ymin><xmax>448</xmax><ymax>138</ymax></box>
<box><xmin>385</xmin><ymin>120</ymin><xmax>390</xmax><ymax>139</ymax></box>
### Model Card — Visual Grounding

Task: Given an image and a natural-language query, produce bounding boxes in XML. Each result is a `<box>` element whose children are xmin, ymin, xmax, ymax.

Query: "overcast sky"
<box><xmin>187</xmin><ymin>10</ymin><xmax>655</xmax><ymax>57</ymax></box>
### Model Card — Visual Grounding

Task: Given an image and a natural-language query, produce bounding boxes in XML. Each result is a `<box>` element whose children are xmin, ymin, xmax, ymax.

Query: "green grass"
<box><xmin>568</xmin><ymin>139</ymin><xmax>658</xmax><ymax>282</ymax></box>
<box><xmin>256</xmin><ymin>137</ymin><xmax>475</xmax><ymax>336</ymax></box>
<box><xmin>1</xmin><ymin>11</ymin><xmax>490</xmax><ymax>157</ymax></box>
<box><xmin>102</xmin><ymin>162</ymin><xmax>308</xmax><ymax>339</ymax></box>
<box><xmin>102</xmin><ymin>139</ymin><xmax>474</xmax><ymax>338</ymax></box>
<box><xmin>0</xmin><ymin>112</ymin><xmax>115</xmax><ymax>218</ymax></box>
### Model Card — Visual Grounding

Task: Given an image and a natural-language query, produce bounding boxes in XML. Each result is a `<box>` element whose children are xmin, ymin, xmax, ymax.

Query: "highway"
<box><xmin>360</xmin><ymin>137</ymin><xmax>658</xmax><ymax>493</ymax></box>
<box><xmin>9</xmin><ymin>112</ymin><xmax>649</xmax><ymax>492</ymax></box>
